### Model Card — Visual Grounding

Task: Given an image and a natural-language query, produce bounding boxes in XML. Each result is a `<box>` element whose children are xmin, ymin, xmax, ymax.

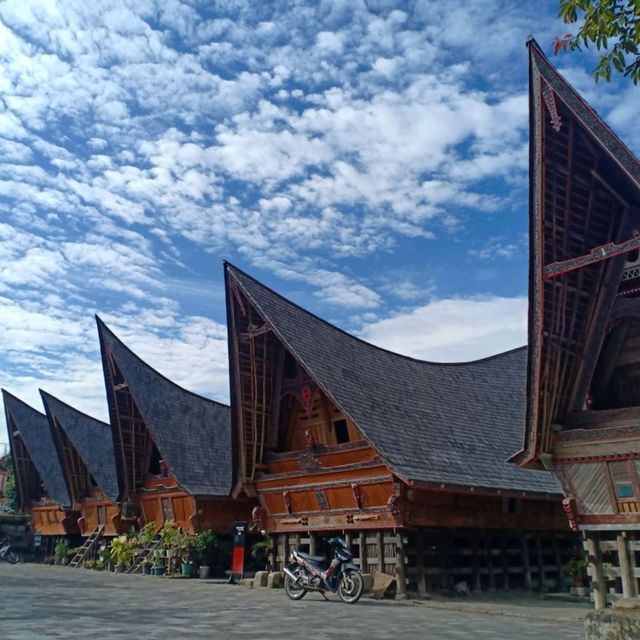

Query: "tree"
<box><xmin>554</xmin><ymin>0</ymin><xmax>640</xmax><ymax>84</ymax></box>
<box><xmin>1</xmin><ymin>453</ymin><xmax>17</xmax><ymax>512</ymax></box>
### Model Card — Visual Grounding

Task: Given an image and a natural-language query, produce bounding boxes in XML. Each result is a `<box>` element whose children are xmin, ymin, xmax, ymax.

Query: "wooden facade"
<box><xmin>226</xmin><ymin>263</ymin><xmax>573</xmax><ymax>594</ymax></box>
<box><xmin>513</xmin><ymin>40</ymin><xmax>640</xmax><ymax>608</ymax></box>
<box><xmin>3</xmin><ymin>390</ymin><xmax>78</xmax><ymax>537</ymax></box>
<box><xmin>41</xmin><ymin>390</ymin><xmax>122</xmax><ymax>538</ymax></box>
<box><xmin>97</xmin><ymin>317</ymin><xmax>252</xmax><ymax>535</ymax></box>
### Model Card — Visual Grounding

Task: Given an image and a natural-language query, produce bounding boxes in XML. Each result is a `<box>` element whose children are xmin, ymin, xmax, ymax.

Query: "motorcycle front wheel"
<box><xmin>284</xmin><ymin>564</ymin><xmax>307</xmax><ymax>601</ymax></box>
<box><xmin>338</xmin><ymin>569</ymin><xmax>364</xmax><ymax>604</ymax></box>
<box><xmin>3</xmin><ymin>549</ymin><xmax>18</xmax><ymax>564</ymax></box>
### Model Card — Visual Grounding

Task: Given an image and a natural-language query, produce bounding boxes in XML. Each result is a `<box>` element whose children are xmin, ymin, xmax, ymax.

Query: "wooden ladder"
<box><xmin>69</xmin><ymin>525</ymin><xmax>105</xmax><ymax>568</ymax></box>
<box><xmin>126</xmin><ymin>532</ymin><xmax>162</xmax><ymax>574</ymax></box>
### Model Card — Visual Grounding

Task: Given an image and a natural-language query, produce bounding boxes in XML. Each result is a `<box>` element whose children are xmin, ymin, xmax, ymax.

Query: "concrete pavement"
<box><xmin>0</xmin><ymin>563</ymin><xmax>589</xmax><ymax>639</ymax></box>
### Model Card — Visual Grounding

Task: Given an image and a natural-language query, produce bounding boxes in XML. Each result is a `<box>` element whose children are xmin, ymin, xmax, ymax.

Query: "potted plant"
<box><xmin>563</xmin><ymin>556</ymin><xmax>589</xmax><ymax>596</ymax></box>
<box><xmin>110</xmin><ymin>535</ymin><xmax>135</xmax><ymax>572</ymax></box>
<box><xmin>250</xmin><ymin>535</ymin><xmax>273</xmax><ymax>571</ymax></box>
<box><xmin>138</xmin><ymin>522</ymin><xmax>157</xmax><ymax>547</ymax></box>
<box><xmin>141</xmin><ymin>557</ymin><xmax>154</xmax><ymax>576</ymax></box>
<box><xmin>99</xmin><ymin>546</ymin><xmax>112</xmax><ymax>572</ymax></box>
<box><xmin>160</xmin><ymin>521</ymin><xmax>181</xmax><ymax>573</ymax></box>
<box><xmin>152</xmin><ymin>556</ymin><xmax>166</xmax><ymax>576</ymax></box>
<box><xmin>178</xmin><ymin>531</ymin><xmax>196</xmax><ymax>578</ymax></box>
<box><xmin>54</xmin><ymin>540</ymin><xmax>71</xmax><ymax>566</ymax></box>
<box><xmin>195</xmin><ymin>530</ymin><xmax>218</xmax><ymax>579</ymax></box>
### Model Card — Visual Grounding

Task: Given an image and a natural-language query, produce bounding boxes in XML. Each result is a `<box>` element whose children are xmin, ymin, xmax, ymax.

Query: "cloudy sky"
<box><xmin>1</xmin><ymin>0</ymin><xmax>638</xmax><ymax>444</ymax></box>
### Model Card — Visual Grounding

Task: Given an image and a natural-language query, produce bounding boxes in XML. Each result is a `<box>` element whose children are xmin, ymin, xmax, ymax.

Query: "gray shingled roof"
<box><xmin>96</xmin><ymin>317</ymin><xmax>233</xmax><ymax>497</ymax></box>
<box><xmin>40</xmin><ymin>390</ymin><xmax>119</xmax><ymax>503</ymax></box>
<box><xmin>2</xmin><ymin>389</ymin><xmax>71</xmax><ymax>507</ymax></box>
<box><xmin>226</xmin><ymin>264</ymin><xmax>560</xmax><ymax>495</ymax></box>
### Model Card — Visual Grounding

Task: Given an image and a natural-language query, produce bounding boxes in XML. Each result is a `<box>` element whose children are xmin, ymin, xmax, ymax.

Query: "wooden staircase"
<box><xmin>69</xmin><ymin>525</ymin><xmax>105</xmax><ymax>568</ymax></box>
<box><xmin>126</xmin><ymin>533</ymin><xmax>162</xmax><ymax>574</ymax></box>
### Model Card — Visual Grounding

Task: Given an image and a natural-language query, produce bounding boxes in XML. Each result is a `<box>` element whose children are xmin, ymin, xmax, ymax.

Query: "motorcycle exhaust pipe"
<box><xmin>283</xmin><ymin>566</ymin><xmax>301</xmax><ymax>585</ymax></box>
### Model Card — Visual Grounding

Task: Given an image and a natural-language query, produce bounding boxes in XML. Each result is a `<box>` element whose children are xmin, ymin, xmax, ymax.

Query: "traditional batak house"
<box><xmin>512</xmin><ymin>39</ymin><xmax>640</xmax><ymax>608</ymax></box>
<box><xmin>96</xmin><ymin>316</ymin><xmax>251</xmax><ymax>539</ymax></box>
<box><xmin>225</xmin><ymin>263</ymin><xmax>572</xmax><ymax>595</ymax></box>
<box><xmin>2</xmin><ymin>390</ymin><xmax>78</xmax><ymax>551</ymax></box>
<box><xmin>40</xmin><ymin>390</ymin><xmax>121</xmax><ymax>563</ymax></box>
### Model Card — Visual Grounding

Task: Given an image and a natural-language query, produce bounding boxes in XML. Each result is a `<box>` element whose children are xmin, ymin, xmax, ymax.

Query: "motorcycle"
<box><xmin>283</xmin><ymin>536</ymin><xmax>364</xmax><ymax>604</ymax></box>
<box><xmin>0</xmin><ymin>538</ymin><xmax>19</xmax><ymax>564</ymax></box>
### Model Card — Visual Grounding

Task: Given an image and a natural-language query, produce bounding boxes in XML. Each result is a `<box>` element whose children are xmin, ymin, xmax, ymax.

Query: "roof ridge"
<box><xmin>224</xmin><ymin>261</ymin><xmax>526</xmax><ymax>367</ymax></box>
<box><xmin>39</xmin><ymin>388</ymin><xmax>110</xmax><ymax>428</ymax></box>
<box><xmin>95</xmin><ymin>315</ymin><xmax>229</xmax><ymax>408</ymax></box>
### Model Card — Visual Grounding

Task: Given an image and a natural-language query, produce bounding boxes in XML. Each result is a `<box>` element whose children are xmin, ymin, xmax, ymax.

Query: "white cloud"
<box><xmin>360</xmin><ymin>296</ymin><xmax>527</xmax><ymax>362</ymax></box>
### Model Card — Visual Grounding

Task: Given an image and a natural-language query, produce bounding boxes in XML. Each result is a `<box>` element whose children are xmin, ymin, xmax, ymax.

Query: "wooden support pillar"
<box><xmin>270</xmin><ymin>534</ymin><xmax>277</xmax><ymax>572</ymax></box>
<box><xmin>551</xmin><ymin>534</ymin><xmax>563</xmax><ymax>591</ymax></box>
<box><xmin>617</xmin><ymin>533</ymin><xmax>636</xmax><ymax>598</ymax></box>
<box><xmin>521</xmin><ymin>535</ymin><xmax>533</xmax><ymax>590</ymax></box>
<box><xmin>345</xmin><ymin>531</ymin><xmax>352</xmax><ymax>550</ymax></box>
<box><xmin>359</xmin><ymin>532</ymin><xmax>367</xmax><ymax>573</ymax></box>
<box><xmin>485</xmin><ymin>534</ymin><xmax>495</xmax><ymax>591</ymax></box>
<box><xmin>376</xmin><ymin>531</ymin><xmax>384</xmax><ymax>573</ymax></box>
<box><xmin>500</xmin><ymin>535</ymin><xmax>510</xmax><ymax>591</ymax></box>
<box><xmin>440</xmin><ymin>531</ymin><xmax>451</xmax><ymax>589</ymax></box>
<box><xmin>417</xmin><ymin>532</ymin><xmax>427</xmax><ymax>597</ymax></box>
<box><xmin>535</xmin><ymin>535</ymin><xmax>546</xmax><ymax>592</ymax></box>
<box><xmin>471</xmin><ymin>533</ymin><xmax>481</xmax><ymax>593</ymax></box>
<box><xmin>283</xmin><ymin>534</ymin><xmax>290</xmax><ymax>572</ymax></box>
<box><xmin>586</xmin><ymin>532</ymin><xmax>607</xmax><ymax>610</ymax></box>
<box><xmin>395</xmin><ymin>532</ymin><xmax>407</xmax><ymax>599</ymax></box>
<box><xmin>309</xmin><ymin>532</ymin><xmax>317</xmax><ymax>556</ymax></box>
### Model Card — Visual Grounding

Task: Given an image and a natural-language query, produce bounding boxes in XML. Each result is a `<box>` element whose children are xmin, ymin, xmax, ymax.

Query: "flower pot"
<box><xmin>142</xmin><ymin>565</ymin><xmax>152</xmax><ymax>575</ymax></box>
<box><xmin>152</xmin><ymin>566</ymin><xmax>166</xmax><ymax>576</ymax></box>
<box><xmin>199</xmin><ymin>566</ymin><xmax>210</xmax><ymax>579</ymax></box>
<box><xmin>576</xmin><ymin>586</ymin><xmax>588</xmax><ymax>597</ymax></box>
<box><xmin>181</xmin><ymin>562</ymin><xmax>194</xmax><ymax>577</ymax></box>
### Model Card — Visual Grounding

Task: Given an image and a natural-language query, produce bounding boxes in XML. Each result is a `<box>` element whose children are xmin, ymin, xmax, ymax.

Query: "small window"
<box><xmin>334</xmin><ymin>419</ymin><xmax>349</xmax><ymax>444</ymax></box>
<box><xmin>161</xmin><ymin>498</ymin><xmax>174</xmax><ymax>522</ymax></box>
<box><xmin>502</xmin><ymin>497</ymin><xmax>522</xmax><ymax>514</ymax></box>
<box><xmin>148</xmin><ymin>444</ymin><xmax>161</xmax><ymax>476</ymax></box>
<box><xmin>609</xmin><ymin>461</ymin><xmax>637</xmax><ymax>502</ymax></box>
<box><xmin>616</xmin><ymin>484</ymin><xmax>634</xmax><ymax>499</ymax></box>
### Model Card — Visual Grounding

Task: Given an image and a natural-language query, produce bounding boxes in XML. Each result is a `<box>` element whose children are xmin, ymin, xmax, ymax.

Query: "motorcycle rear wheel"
<box><xmin>3</xmin><ymin>550</ymin><xmax>18</xmax><ymax>564</ymax></box>
<box><xmin>284</xmin><ymin>565</ymin><xmax>307</xmax><ymax>601</ymax></box>
<box><xmin>338</xmin><ymin>569</ymin><xmax>364</xmax><ymax>604</ymax></box>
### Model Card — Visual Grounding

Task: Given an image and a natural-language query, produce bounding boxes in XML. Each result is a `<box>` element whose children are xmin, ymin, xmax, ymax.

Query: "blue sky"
<box><xmin>1</xmin><ymin>1</ymin><xmax>639</xmax><ymax>445</ymax></box>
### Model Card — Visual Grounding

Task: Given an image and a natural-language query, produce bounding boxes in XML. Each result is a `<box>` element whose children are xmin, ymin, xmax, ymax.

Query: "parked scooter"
<box><xmin>0</xmin><ymin>538</ymin><xmax>18</xmax><ymax>564</ymax></box>
<box><xmin>283</xmin><ymin>536</ymin><xmax>364</xmax><ymax>604</ymax></box>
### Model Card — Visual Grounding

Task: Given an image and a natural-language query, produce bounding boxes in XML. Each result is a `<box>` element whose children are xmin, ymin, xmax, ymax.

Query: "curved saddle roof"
<box><xmin>96</xmin><ymin>317</ymin><xmax>233</xmax><ymax>497</ymax></box>
<box><xmin>2</xmin><ymin>389</ymin><xmax>71</xmax><ymax>508</ymax></box>
<box><xmin>40</xmin><ymin>390</ymin><xmax>119</xmax><ymax>503</ymax></box>
<box><xmin>226</xmin><ymin>263</ymin><xmax>559</xmax><ymax>495</ymax></box>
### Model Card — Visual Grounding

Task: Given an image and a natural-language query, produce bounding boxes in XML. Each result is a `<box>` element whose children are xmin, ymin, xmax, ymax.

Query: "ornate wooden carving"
<box><xmin>387</xmin><ymin>484</ymin><xmax>403</xmax><ymax>524</ymax></box>
<box><xmin>542</xmin><ymin>82</ymin><xmax>562</xmax><ymax>132</ymax></box>
<box><xmin>298</xmin><ymin>451</ymin><xmax>322</xmax><ymax>472</ymax></box>
<box><xmin>252</xmin><ymin>506</ymin><xmax>268</xmax><ymax>531</ymax></box>
<box><xmin>304</xmin><ymin>428</ymin><xmax>318</xmax><ymax>448</ymax></box>
<box><xmin>315</xmin><ymin>489</ymin><xmax>329</xmax><ymax>511</ymax></box>
<box><xmin>351</xmin><ymin>483</ymin><xmax>363</xmax><ymax>509</ymax></box>
<box><xmin>562</xmin><ymin>497</ymin><xmax>578</xmax><ymax>531</ymax></box>
<box><xmin>283</xmin><ymin>491</ymin><xmax>292</xmax><ymax>514</ymax></box>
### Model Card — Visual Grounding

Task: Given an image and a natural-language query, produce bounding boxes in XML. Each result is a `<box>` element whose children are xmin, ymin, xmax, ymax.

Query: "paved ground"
<box><xmin>0</xmin><ymin>564</ymin><xmax>590</xmax><ymax>639</ymax></box>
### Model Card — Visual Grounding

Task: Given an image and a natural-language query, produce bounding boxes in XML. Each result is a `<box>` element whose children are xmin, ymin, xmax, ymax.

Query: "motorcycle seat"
<box><xmin>296</xmin><ymin>551</ymin><xmax>326</xmax><ymax>563</ymax></box>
